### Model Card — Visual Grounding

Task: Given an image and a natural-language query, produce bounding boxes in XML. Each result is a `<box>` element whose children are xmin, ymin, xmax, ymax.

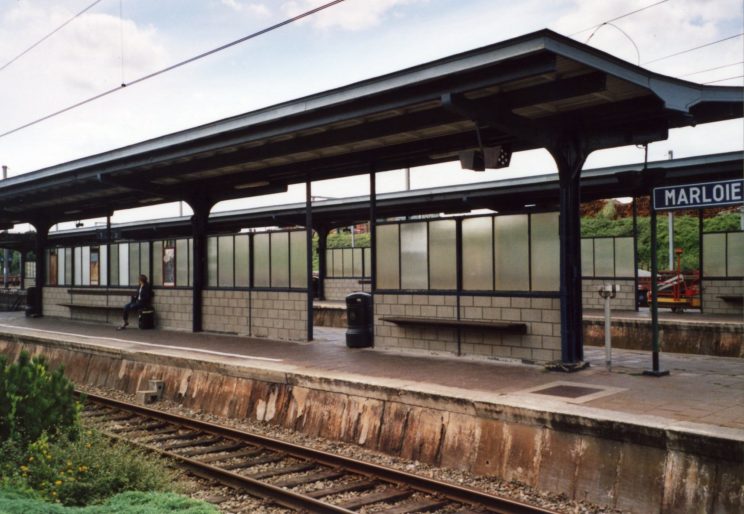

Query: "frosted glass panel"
<box><xmin>325</xmin><ymin>249</ymin><xmax>334</xmax><ymax>278</ymax></box>
<box><xmin>342</xmin><ymin>248</ymin><xmax>353</xmax><ymax>277</ymax></box>
<box><xmin>152</xmin><ymin>242</ymin><xmax>163</xmax><ymax>286</ymax></box>
<box><xmin>462</xmin><ymin>217</ymin><xmax>493</xmax><ymax>291</ymax></box>
<box><xmin>333</xmin><ymin>249</ymin><xmax>343</xmax><ymax>277</ymax></box>
<box><xmin>400</xmin><ymin>222</ymin><xmax>428</xmax><ymax>290</ymax></box>
<box><xmin>57</xmin><ymin>249</ymin><xmax>66</xmax><ymax>285</ymax></box>
<box><xmin>703</xmin><ymin>234</ymin><xmax>725</xmax><ymax>276</ymax></box>
<box><xmin>253</xmin><ymin>234</ymin><xmax>270</xmax><ymax>287</ymax></box>
<box><xmin>188</xmin><ymin>239</ymin><xmax>193</xmax><ymax>287</ymax></box>
<box><xmin>531</xmin><ymin>212</ymin><xmax>559</xmax><ymax>290</ymax></box>
<box><xmin>727</xmin><ymin>232</ymin><xmax>744</xmax><ymax>277</ymax></box>
<box><xmin>429</xmin><ymin>220</ymin><xmax>456</xmax><ymax>290</ymax></box>
<box><xmin>581</xmin><ymin>239</ymin><xmax>594</xmax><ymax>277</ymax></box>
<box><xmin>81</xmin><ymin>247</ymin><xmax>91</xmax><ymax>286</ymax></box>
<box><xmin>176</xmin><ymin>239</ymin><xmax>188</xmax><ymax>286</ymax></box>
<box><xmin>376</xmin><ymin>224</ymin><xmax>400</xmax><ymax>289</ymax></box>
<box><xmin>235</xmin><ymin>235</ymin><xmax>250</xmax><ymax>287</ymax></box>
<box><xmin>218</xmin><ymin>236</ymin><xmax>234</xmax><ymax>288</ymax></box>
<box><xmin>207</xmin><ymin>237</ymin><xmax>218</xmax><ymax>287</ymax></box>
<box><xmin>271</xmin><ymin>232</ymin><xmax>289</xmax><ymax>287</ymax></box>
<box><xmin>363</xmin><ymin>248</ymin><xmax>371</xmax><ymax>277</ymax></box>
<box><xmin>108</xmin><ymin>245</ymin><xmax>118</xmax><ymax>286</ymax></box>
<box><xmin>74</xmin><ymin>247</ymin><xmax>82</xmax><ymax>285</ymax></box>
<box><xmin>594</xmin><ymin>238</ymin><xmax>614</xmax><ymax>277</ymax></box>
<box><xmin>353</xmin><ymin>248</ymin><xmax>363</xmax><ymax>277</ymax></box>
<box><xmin>140</xmin><ymin>243</ymin><xmax>150</xmax><ymax>282</ymax></box>
<box><xmin>99</xmin><ymin>246</ymin><xmax>108</xmax><ymax>286</ymax></box>
<box><xmin>119</xmin><ymin>244</ymin><xmax>129</xmax><ymax>286</ymax></box>
<box><xmin>128</xmin><ymin>243</ymin><xmax>139</xmax><ymax>286</ymax></box>
<box><xmin>290</xmin><ymin>231</ymin><xmax>307</xmax><ymax>288</ymax></box>
<box><xmin>615</xmin><ymin>238</ymin><xmax>634</xmax><ymax>277</ymax></box>
<box><xmin>494</xmin><ymin>215</ymin><xmax>529</xmax><ymax>291</ymax></box>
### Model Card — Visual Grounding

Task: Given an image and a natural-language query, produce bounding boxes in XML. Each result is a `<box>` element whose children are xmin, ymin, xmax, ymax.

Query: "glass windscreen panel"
<box><xmin>400</xmin><ymin>222</ymin><xmax>428</xmax><ymax>290</ymax></box>
<box><xmin>253</xmin><ymin>234</ymin><xmax>270</xmax><ymax>287</ymax></box>
<box><xmin>152</xmin><ymin>241</ymin><xmax>163</xmax><ymax>286</ymax></box>
<box><xmin>140</xmin><ymin>242</ymin><xmax>150</xmax><ymax>283</ymax></box>
<box><xmin>363</xmin><ymin>247</ymin><xmax>371</xmax><ymax>277</ymax></box>
<box><xmin>342</xmin><ymin>248</ymin><xmax>353</xmax><ymax>277</ymax></box>
<box><xmin>376</xmin><ymin>224</ymin><xmax>400</xmax><ymax>289</ymax></box>
<box><xmin>271</xmin><ymin>232</ymin><xmax>290</xmax><ymax>287</ymax></box>
<box><xmin>494</xmin><ymin>215</ymin><xmax>529</xmax><ymax>290</ymax></box>
<box><xmin>530</xmin><ymin>212</ymin><xmax>559</xmax><ymax>290</ymax></box>
<box><xmin>99</xmin><ymin>246</ymin><xmax>108</xmax><ymax>286</ymax></box>
<box><xmin>353</xmin><ymin>248</ymin><xmax>363</xmax><ymax>277</ymax></box>
<box><xmin>703</xmin><ymin>233</ymin><xmax>726</xmax><ymax>276</ymax></box>
<box><xmin>235</xmin><ymin>234</ymin><xmax>250</xmax><ymax>287</ymax></box>
<box><xmin>176</xmin><ymin>239</ymin><xmax>188</xmax><ymax>286</ymax></box>
<box><xmin>614</xmin><ymin>237</ymin><xmax>635</xmax><ymax>277</ymax></box>
<box><xmin>581</xmin><ymin>239</ymin><xmax>594</xmax><ymax>277</ymax></box>
<box><xmin>207</xmin><ymin>237</ymin><xmax>218</xmax><ymax>287</ymax></box>
<box><xmin>119</xmin><ymin>243</ymin><xmax>129</xmax><ymax>286</ymax></box>
<box><xmin>57</xmin><ymin>248</ymin><xmax>66</xmax><ymax>285</ymax></box>
<box><xmin>428</xmin><ymin>220</ymin><xmax>456</xmax><ymax>290</ymax></box>
<box><xmin>290</xmin><ymin>231</ymin><xmax>307</xmax><ymax>288</ymax></box>
<box><xmin>218</xmin><ymin>236</ymin><xmax>234</xmax><ymax>288</ymax></box>
<box><xmin>128</xmin><ymin>243</ymin><xmax>140</xmax><ymax>286</ymax></box>
<box><xmin>726</xmin><ymin>232</ymin><xmax>744</xmax><ymax>277</ymax></box>
<box><xmin>108</xmin><ymin>245</ymin><xmax>118</xmax><ymax>286</ymax></box>
<box><xmin>332</xmin><ymin>248</ymin><xmax>343</xmax><ymax>277</ymax></box>
<box><xmin>462</xmin><ymin>217</ymin><xmax>493</xmax><ymax>291</ymax></box>
<box><xmin>594</xmin><ymin>238</ymin><xmax>615</xmax><ymax>277</ymax></box>
<box><xmin>74</xmin><ymin>247</ymin><xmax>82</xmax><ymax>285</ymax></box>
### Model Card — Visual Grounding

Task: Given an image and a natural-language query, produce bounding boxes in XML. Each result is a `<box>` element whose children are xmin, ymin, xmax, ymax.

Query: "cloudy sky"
<box><xmin>0</xmin><ymin>0</ymin><xmax>742</xmax><ymax>228</ymax></box>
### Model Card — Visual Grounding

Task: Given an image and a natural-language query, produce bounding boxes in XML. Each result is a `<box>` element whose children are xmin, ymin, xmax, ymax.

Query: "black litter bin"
<box><xmin>346</xmin><ymin>292</ymin><xmax>373</xmax><ymax>348</ymax></box>
<box><xmin>138</xmin><ymin>309</ymin><xmax>155</xmax><ymax>330</ymax></box>
<box><xmin>25</xmin><ymin>286</ymin><xmax>37</xmax><ymax>317</ymax></box>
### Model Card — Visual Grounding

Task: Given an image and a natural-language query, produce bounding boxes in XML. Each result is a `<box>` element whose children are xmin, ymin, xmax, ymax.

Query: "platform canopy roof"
<box><xmin>0</xmin><ymin>150</ymin><xmax>736</xmax><ymax>250</ymax></box>
<box><xmin>0</xmin><ymin>29</ymin><xmax>741</xmax><ymax>228</ymax></box>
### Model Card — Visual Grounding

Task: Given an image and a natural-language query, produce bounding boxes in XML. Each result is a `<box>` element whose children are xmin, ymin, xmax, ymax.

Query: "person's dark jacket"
<box><xmin>134</xmin><ymin>282</ymin><xmax>153</xmax><ymax>306</ymax></box>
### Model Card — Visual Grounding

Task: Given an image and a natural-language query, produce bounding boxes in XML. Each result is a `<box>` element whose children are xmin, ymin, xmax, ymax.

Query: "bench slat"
<box><xmin>380</xmin><ymin>316</ymin><xmax>527</xmax><ymax>333</ymax></box>
<box><xmin>718</xmin><ymin>295</ymin><xmax>743</xmax><ymax>304</ymax></box>
<box><xmin>59</xmin><ymin>303</ymin><xmax>120</xmax><ymax>311</ymax></box>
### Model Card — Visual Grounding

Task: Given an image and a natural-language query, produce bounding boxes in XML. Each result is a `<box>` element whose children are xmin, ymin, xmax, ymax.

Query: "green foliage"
<box><xmin>0</xmin><ymin>352</ymin><xmax>80</xmax><ymax>447</ymax></box>
<box><xmin>0</xmin><ymin>488</ymin><xmax>218</xmax><ymax>513</ymax></box>
<box><xmin>1</xmin><ymin>430</ymin><xmax>177</xmax><ymax>507</ymax></box>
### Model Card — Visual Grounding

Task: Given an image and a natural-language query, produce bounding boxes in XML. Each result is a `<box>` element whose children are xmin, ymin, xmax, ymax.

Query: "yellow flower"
<box><xmin>51</xmin><ymin>492</ymin><xmax>57</xmax><ymax>497</ymax></box>
<box><xmin>85</xmin><ymin>444</ymin><xmax>91</xmax><ymax>448</ymax></box>
<box><xmin>78</xmin><ymin>465</ymin><xmax>88</xmax><ymax>473</ymax></box>
<box><xmin>28</xmin><ymin>456</ymin><xmax>34</xmax><ymax>462</ymax></box>
<box><xmin>19</xmin><ymin>465</ymin><xmax>28</xmax><ymax>472</ymax></box>
<box><xmin>54</xmin><ymin>480</ymin><xmax>62</xmax><ymax>486</ymax></box>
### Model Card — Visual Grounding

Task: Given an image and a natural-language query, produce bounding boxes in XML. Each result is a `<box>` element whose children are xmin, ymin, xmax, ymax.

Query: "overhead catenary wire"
<box><xmin>568</xmin><ymin>0</ymin><xmax>669</xmax><ymax>37</ymax></box>
<box><xmin>0</xmin><ymin>0</ymin><xmax>347</xmax><ymax>140</ymax></box>
<box><xmin>703</xmin><ymin>75</ymin><xmax>744</xmax><ymax>85</ymax></box>
<box><xmin>0</xmin><ymin>0</ymin><xmax>104</xmax><ymax>73</ymax></box>
<box><xmin>643</xmin><ymin>32</ymin><xmax>744</xmax><ymax>64</ymax></box>
<box><xmin>678</xmin><ymin>61</ymin><xmax>744</xmax><ymax>78</ymax></box>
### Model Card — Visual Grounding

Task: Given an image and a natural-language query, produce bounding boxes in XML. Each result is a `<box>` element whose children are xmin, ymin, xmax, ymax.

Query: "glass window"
<box><xmin>218</xmin><ymin>236</ymin><xmax>234</xmax><ymax>288</ymax></box>
<box><xmin>99</xmin><ymin>245</ymin><xmax>108</xmax><ymax>286</ymax></box>
<box><xmin>153</xmin><ymin>242</ymin><xmax>164</xmax><ymax>286</ymax></box>
<box><xmin>235</xmin><ymin>234</ymin><xmax>250</xmax><ymax>287</ymax></box>
<box><xmin>128</xmin><ymin>243</ymin><xmax>139</xmax><ymax>286</ymax></box>
<box><xmin>188</xmin><ymin>238</ymin><xmax>194</xmax><ymax>287</ymax></box>
<box><xmin>462</xmin><ymin>216</ymin><xmax>493</xmax><ymax>291</ymax></box>
<box><xmin>614</xmin><ymin>237</ymin><xmax>634</xmax><ymax>277</ymax></box>
<box><xmin>332</xmin><ymin>248</ymin><xmax>343</xmax><ymax>277</ymax></box>
<box><xmin>353</xmin><ymin>248</ymin><xmax>363</xmax><ymax>277</ymax></box>
<box><xmin>703</xmin><ymin>233</ymin><xmax>726</xmax><ymax>276</ymax></box>
<box><xmin>290</xmin><ymin>231</ymin><xmax>307</xmax><ymax>288</ymax></box>
<box><xmin>325</xmin><ymin>249</ymin><xmax>334</xmax><ymax>278</ymax></box>
<box><xmin>363</xmin><ymin>247</ymin><xmax>371</xmax><ymax>277</ymax></box>
<box><xmin>74</xmin><ymin>247</ymin><xmax>82</xmax><ymax>286</ymax></box>
<box><xmin>105</xmin><ymin>246</ymin><xmax>115</xmax><ymax>286</ymax></box>
<box><xmin>89</xmin><ymin>247</ymin><xmax>100</xmax><ymax>286</ymax></box>
<box><xmin>119</xmin><ymin>243</ymin><xmax>129</xmax><ymax>286</ymax></box>
<box><xmin>140</xmin><ymin>242</ymin><xmax>150</xmax><ymax>282</ymax></box>
<box><xmin>176</xmin><ymin>239</ymin><xmax>188</xmax><ymax>286</ymax></box>
<box><xmin>400</xmin><ymin>222</ymin><xmax>428</xmax><ymax>290</ymax></box>
<box><xmin>581</xmin><ymin>239</ymin><xmax>594</xmax><ymax>277</ymax></box>
<box><xmin>271</xmin><ymin>232</ymin><xmax>289</xmax><ymax>287</ymax></box>
<box><xmin>494</xmin><ymin>214</ymin><xmax>529</xmax><ymax>291</ymax></box>
<box><xmin>727</xmin><ymin>232</ymin><xmax>744</xmax><ymax>277</ymax></box>
<box><xmin>47</xmin><ymin>250</ymin><xmax>57</xmax><ymax>286</ymax></box>
<box><xmin>253</xmin><ymin>233</ymin><xmax>270</xmax><ymax>287</ymax></box>
<box><xmin>57</xmin><ymin>248</ymin><xmax>66</xmax><ymax>286</ymax></box>
<box><xmin>428</xmin><ymin>220</ymin><xmax>456</xmax><ymax>290</ymax></box>
<box><xmin>530</xmin><ymin>212</ymin><xmax>559</xmax><ymax>290</ymax></box>
<box><xmin>81</xmin><ymin>247</ymin><xmax>90</xmax><ymax>286</ymax></box>
<box><xmin>207</xmin><ymin>237</ymin><xmax>218</xmax><ymax>287</ymax></box>
<box><xmin>342</xmin><ymin>248</ymin><xmax>353</xmax><ymax>277</ymax></box>
<box><xmin>594</xmin><ymin>238</ymin><xmax>614</xmax><ymax>277</ymax></box>
<box><xmin>376</xmin><ymin>224</ymin><xmax>400</xmax><ymax>289</ymax></box>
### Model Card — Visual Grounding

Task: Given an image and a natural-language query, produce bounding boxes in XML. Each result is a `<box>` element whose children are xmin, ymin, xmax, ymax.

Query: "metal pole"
<box><xmin>644</xmin><ymin>206</ymin><xmax>669</xmax><ymax>377</ymax></box>
<box><xmin>632</xmin><ymin>197</ymin><xmax>639</xmax><ymax>310</ymax></box>
<box><xmin>2</xmin><ymin>166</ymin><xmax>7</xmax><ymax>289</ymax></box>
<box><xmin>305</xmin><ymin>179</ymin><xmax>313</xmax><ymax>342</ymax></box>
<box><xmin>604</xmin><ymin>292</ymin><xmax>611</xmax><ymax>370</ymax></box>
<box><xmin>668</xmin><ymin>212</ymin><xmax>674</xmax><ymax>270</ymax></box>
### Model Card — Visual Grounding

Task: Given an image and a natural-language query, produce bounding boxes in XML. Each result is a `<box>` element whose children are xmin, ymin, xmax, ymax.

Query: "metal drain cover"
<box><xmin>531</xmin><ymin>385</ymin><xmax>604</xmax><ymax>399</ymax></box>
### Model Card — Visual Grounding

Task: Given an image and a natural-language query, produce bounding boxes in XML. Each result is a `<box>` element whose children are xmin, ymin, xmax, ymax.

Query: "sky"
<box><xmin>0</xmin><ymin>0</ymin><xmax>742</xmax><ymax>230</ymax></box>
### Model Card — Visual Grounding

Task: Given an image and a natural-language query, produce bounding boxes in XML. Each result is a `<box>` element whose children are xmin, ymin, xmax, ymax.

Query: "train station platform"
<box><xmin>0</xmin><ymin>311</ymin><xmax>742</xmax><ymax>512</ymax></box>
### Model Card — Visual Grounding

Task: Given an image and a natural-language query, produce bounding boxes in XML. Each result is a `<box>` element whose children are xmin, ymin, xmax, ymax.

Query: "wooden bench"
<box><xmin>67</xmin><ymin>288</ymin><xmax>135</xmax><ymax>296</ymax></box>
<box><xmin>380</xmin><ymin>316</ymin><xmax>527</xmax><ymax>334</ymax></box>
<box><xmin>718</xmin><ymin>295</ymin><xmax>743</xmax><ymax>304</ymax></box>
<box><xmin>59</xmin><ymin>303</ymin><xmax>120</xmax><ymax>312</ymax></box>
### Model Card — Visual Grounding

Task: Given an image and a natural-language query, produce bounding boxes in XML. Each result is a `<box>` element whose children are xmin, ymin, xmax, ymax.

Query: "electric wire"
<box><xmin>568</xmin><ymin>0</ymin><xmax>669</xmax><ymax>36</ymax></box>
<box><xmin>0</xmin><ymin>0</ymin><xmax>104</xmax><ymax>73</ymax></box>
<box><xmin>643</xmin><ymin>32</ymin><xmax>744</xmax><ymax>64</ymax></box>
<box><xmin>678</xmin><ymin>61</ymin><xmax>744</xmax><ymax>78</ymax></box>
<box><xmin>585</xmin><ymin>21</ymin><xmax>641</xmax><ymax>64</ymax></box>
<box><xmin>0</xmin><ymin>0</ymin><xmax>346</xmax><ymax>140</ymax></box>
<box><xmin>703</xmin><ymin>75</ymin><xmax>744</xmax><ymax>84</ymax></box>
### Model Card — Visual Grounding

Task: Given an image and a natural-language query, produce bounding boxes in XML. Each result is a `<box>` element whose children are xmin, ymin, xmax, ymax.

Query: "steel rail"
<box><xmin>82</xmin><ymin>391</ymin><xmax>556</xmax><ymax>514</ymax></box>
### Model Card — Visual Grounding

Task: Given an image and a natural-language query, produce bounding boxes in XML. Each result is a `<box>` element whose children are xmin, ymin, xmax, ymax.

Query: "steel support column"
<box><xmin>305</xmin><ymin>180</ymin><xmax>314</xmax><ymax>342</ymax></box>
<box><xmin>19</xmin><ymin>250</ymin><xmax>25</xmax><ymax>290</ymax></box>
<box><xmin>549</xmin><ymin>137</ymin><xmax>589</xmax><ymax>369</ymax></box>
<box><xmin>369</xmin><ymin>169</ymin><xmax>377</xmax><ymax>293</ymax></box>
<box><xmin>190</xmin><ymin>204</ymin><xmax>210</xmax><ymax>333</ymax></box>
<box><xmin>31</xmin><ymin>221</ymin><xmax>50</xmax><ymax>316</ymax></box>
<box><xmin>317</xmin><ymin>226</ymin><xmax>328</xmax><ymax>301</ymax></box>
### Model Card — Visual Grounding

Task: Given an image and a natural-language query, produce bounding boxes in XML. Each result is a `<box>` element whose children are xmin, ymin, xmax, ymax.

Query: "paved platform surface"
<box><xmin>0</xmin><ymin>311</ymin><xmax>742</xmax><ymax>435</ymax></box>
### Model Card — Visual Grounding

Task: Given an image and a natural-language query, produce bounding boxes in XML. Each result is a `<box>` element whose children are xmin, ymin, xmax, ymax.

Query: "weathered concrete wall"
<box><xmin>582</xmin><ymin>278</ymin><xmax>636</xmax><ymax>310</ymax></box>
<box><xmin>0</xmin><ymin>336</ymin><xmax>740</xmax><ymax>514</ymax></box>
<box><xmin>324</xmin><ymin>278</ymin><xmax>370</xmax><ymax>301</ymax></box>
<box><xmin>374</xmin><ymin>294</ymin><xmax>561</xmax><ymax>363</ymax></box>
<box><xmin>584</xmin><ymin>318</ymin><xmax>744</xmax><ymax>358</ymax></box>
<box><xmin>702</xmin><ymin>278</ymin><xmax>744</xmax><ymax>317</ymax></box>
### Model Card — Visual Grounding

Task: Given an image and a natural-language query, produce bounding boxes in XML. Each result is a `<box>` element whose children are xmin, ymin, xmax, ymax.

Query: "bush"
<box><xmin>0</xmin><ymin>352</ymin><xmax>80</xmax><ymax>447</ymax></box>
<box><xmin>2</xmin><ymin>430</ymin><xmax>178</xmax><ymax>507</ymax></box>
<box><xmin>0</xmin><ymin>488</ymin><xmax>218</xmax><ymax>513</ymax></box>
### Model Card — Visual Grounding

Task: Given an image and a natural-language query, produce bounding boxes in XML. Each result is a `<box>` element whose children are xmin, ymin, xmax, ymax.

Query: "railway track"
<box><xmin>81</xmin><ymin>392</ymin><xmax>556</xmax><ymax>514</ymax></box>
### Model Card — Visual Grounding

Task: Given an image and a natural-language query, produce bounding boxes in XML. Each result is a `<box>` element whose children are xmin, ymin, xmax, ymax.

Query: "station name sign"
<box><xmin>653</xmin><ymin>179</ymin><xmax>744</xmax><ymax>211</ymax></box>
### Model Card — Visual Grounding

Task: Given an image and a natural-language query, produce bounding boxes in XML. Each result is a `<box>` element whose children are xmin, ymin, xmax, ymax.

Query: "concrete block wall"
<box><xmin>324</xmin><ymin>278</ymin><xmax>370</xmax><ymax>301</ymax></box>
<box><xmin>582</xmin><ymin>278</ymin><xmax>636</xmax><ymax>310</ymax></box>
<box><xmin>702</xmin><ymin>278</ymin><xmax>744</xmax><ymax>316</ymax></box>
<box><xmin>203</xmin><ymin>290</ymin><xmax>249</xmax><ymax>334</ymax></box>
<box><xmin>42</xmin><ymin>287</ymin><xmax>71</xmax><ymax>318</ymax></box>
<box><xmin>374</xmin><ymin>294</ymin><xmax>562</xmax><ymax>363</ymax></box>
<box><xmin>152</xmin><ymin>289</ymin><xmax>193</xmax><ymax>331</ymax></box>
<box><xmin>250</xmin><ymin>290</ymin><xmax>307</xmax><ymax>341</ymax></box>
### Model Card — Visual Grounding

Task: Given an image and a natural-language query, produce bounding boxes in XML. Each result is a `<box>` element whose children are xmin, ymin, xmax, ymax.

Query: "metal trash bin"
<box><xmin>25</xmin><ymin>286</ymin><xmax>37</xmax><ymax>317</ymax></box>
<box><xmin>345</xmin><ymin>292</ymin><xmax>372</xmax><ymax>348</ymax></box>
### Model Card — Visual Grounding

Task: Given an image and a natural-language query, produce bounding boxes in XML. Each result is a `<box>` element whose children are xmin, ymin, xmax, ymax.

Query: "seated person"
<box><xmin>118</xmin><ymin>274</ymin><xmax>153</xmax><ymax>330</ymax></box>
